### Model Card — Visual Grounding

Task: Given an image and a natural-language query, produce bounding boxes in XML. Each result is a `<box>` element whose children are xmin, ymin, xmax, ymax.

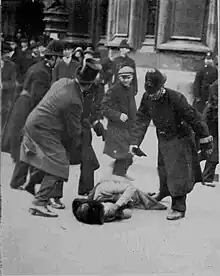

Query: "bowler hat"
<box><xmin>145</xmin><ymin>68</ymin><xmax>167</xmax><ymax>90</ymax></box>
<box><xmin>62</xmin><ymin>37</ymin><xmax>75</xmax><ymax>49</ymax></box>
<box><xmin>76</xmin><ymin>58</ymin><xmax>102</xmax><ymax>83</ymax></box>
<box><xmin>72</xmin><ymin>198</ymin><xmax>105</xmax><ymax>225</ymax></box>
<box><xmin>119</xmin><ymin>39</ymin><xmax>132</xmax><ymax>49</ymax></box>
<box><xmin>44</xmin><ymin>39</ymin><xmax>63</xmax><ymax>57</ymax></box>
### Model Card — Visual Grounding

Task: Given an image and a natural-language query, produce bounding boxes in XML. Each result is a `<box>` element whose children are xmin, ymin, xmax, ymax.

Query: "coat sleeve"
<box><xmin>51</xmin><ymin>63</ymin><xmax>59</xmax><ymax>84</ymax></box>
<box><xmin>2</xmin><ymin>65</ymin><xmax>17</xmax><ymax>90</ymax></box>
<box><xmin>90</xmin><ymin>84</ymin><xmax>105</xmax><ymax>123</ymax></box>
<box><xmin>130</xmin><ymin>93</ymin><xmax>151</xmax><ymax>146</ymax></box>
<box><xmin>193</xmin><ymin>71</ymin><xmax>203</xmax><ymax>99</ymax></box>
<box><xmin>173</xmin><ymin>93</ymin><xmax>210</xmax><ymax>138</ymax></box>
<box><xmin>132</xmin><ymin>60</ymin><xmax>138</xmax><ymax>95</ymax></box>
<box><xmin>63</xmin><ymin>103</ymin><xmax>82</xmax><ymax>146</ymax></box>
<box><xmin>101</xmin><ymin>88</ymin><xmax>121</xmax><ymax>121</ymax></box>
<box><xmin>30</xmin><ymin>74</ymin><xmax>50</xmax><ymax>108</ymax></box>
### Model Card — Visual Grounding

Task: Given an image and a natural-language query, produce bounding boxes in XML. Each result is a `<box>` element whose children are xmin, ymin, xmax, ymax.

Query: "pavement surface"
<box><xmin>2</xmin><ymin>123</ymin><xmax>220</xmax><ymax>276</ymax></box>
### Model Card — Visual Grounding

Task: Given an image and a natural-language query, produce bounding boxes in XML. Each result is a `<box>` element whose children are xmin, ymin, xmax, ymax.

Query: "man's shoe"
<box><xmin>202</xmin><ymin>182</ymin><xmax>216</xmax><ymax>188</ymax></box>
<box><xmin>49</xmin><ymin>198</ymin><xmax>65</xmax><ymax>209</ymax></box>
<box><xmin>29</xmin><ymin>204</ymin><xmax>58</xmax><ymax>217</ymax></box>
<box><xmin>166</xmin><ymin>210</ymin><xmax>185</xmax><ymax>220</ymax></box>
<box><xmin>124</xmin><ymin>175</ymin><xmax>135</xmax><ymax>181</ymax></box>
<box><xmin>153</xmin><ymin>193</ymin><xmax>168</xmax><ymax>202</ymax></box>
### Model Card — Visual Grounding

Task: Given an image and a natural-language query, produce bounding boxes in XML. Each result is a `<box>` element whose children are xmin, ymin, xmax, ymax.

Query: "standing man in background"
<box><xmin>193</xmin><ymin>52</ymin><xmax>218</xmax><ymax>113</ymax></box>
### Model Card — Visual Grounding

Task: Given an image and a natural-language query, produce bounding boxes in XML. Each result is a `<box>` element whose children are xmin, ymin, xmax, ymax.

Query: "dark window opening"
<box><xmin>145</xmin><ymin>0</ymin><xmax>157</xmax><ymax>37</ymax></box>
<box><xmin>100</xmin><ymin>0</ymin><xmax>109</xmax><ymax>37</ymax></box>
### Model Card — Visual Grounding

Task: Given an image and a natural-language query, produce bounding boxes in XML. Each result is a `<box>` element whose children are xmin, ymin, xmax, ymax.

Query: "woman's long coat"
<box><xmin>131</xmin><ymin>88</ymin><xmax>210</xmax><ymax>197</ymax></box>
<box><xmin>20</xmin><ymin>78</ymin><xmax>83</xmax><ymax>180</ymax></box>
<box><xmin>1</xmin><ymin>61</ymin><xmax>52</xmax><ymax>162</ymax></box>
<box><xmin>102</xmin><ymin>82</ymin><xmax>137</xmax><ymax>160</ymax></box>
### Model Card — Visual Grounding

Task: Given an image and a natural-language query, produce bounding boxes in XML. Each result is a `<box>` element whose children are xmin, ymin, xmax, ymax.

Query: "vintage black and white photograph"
<box><xmin>0</xmin><ymin>0</ymin><xmax>219</xmax><ymax>275</ymax></box>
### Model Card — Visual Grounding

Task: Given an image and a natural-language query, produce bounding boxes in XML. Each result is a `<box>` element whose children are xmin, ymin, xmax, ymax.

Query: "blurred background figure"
<box><xmin>193</xmin><ymin>52</ymin><xmax>218</xmax><ymax>113</ymax></box>
<box><xmin>73</xmin><ymin>46</ymin><xmax>84</xmax><ymax>64</ymax></box>
<box><xmin>201</xmin><ymin>79</ymin><xmax>218</xmax><ymax>187</ymax></box>
<box><xmin>1</xmin><ymin>42</ymin><xmax>17</xmax><ymax>130</ymax></box>
<box><xmin>52</xmin><ymin>39</ymin><xmax>79</xmax><ymax>83</ymax></box>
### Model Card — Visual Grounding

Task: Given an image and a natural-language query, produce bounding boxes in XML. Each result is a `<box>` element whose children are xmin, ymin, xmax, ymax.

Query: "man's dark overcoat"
<box><xmin>111</xmin><ymin>55</ymin><xmax>138</xmax><ymax>95</ymax></box>
<box><xmin>52</xmin><ymin>59</ymin><xmax>79</xmax><ymax>84</ymax></box>
<box><xmin>131</xmin><ymin>88</ymin><xmax>210</xmax><ymax>197</ymax></box>
<box><xmin>193</xmin><ymin>65</ymin><xmax>218</xmax><ymax>113</ymax></box>
<box><xmin>20</xmin><ymin>78</ymin><xmax>84</xmax><ymax>180</ymax></box>
<box><xmin>1</xmin><ymin>60</ymin><xmax>52</xmax><ymax>162</ymax></box>
<box><xmin>102</xmin><ymin>82</ymin><xmax>137</xmax><ymax>159</ymax></box>
<box><xmin>203</xmin><ymin>80</ymin><xmax>218</xmax><ymax>163</ymax></box>
<box><xmin>1</xmin><ymin>59</ymin><xmax>17</xmax><ymax>129</ymax></box>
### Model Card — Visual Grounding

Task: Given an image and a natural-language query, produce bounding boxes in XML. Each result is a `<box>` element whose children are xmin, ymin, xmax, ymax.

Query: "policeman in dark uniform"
<box><xmin>193</xmin><ymin>52</ymin><xmax>218</xmax><ymax>113</ymax></box>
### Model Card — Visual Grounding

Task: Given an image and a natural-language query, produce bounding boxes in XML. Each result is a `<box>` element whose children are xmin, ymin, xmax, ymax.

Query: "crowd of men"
<box><xmin>1</xmin><ymin>34</ymin><xmax>218</xmax><ymax>224</ymax></box>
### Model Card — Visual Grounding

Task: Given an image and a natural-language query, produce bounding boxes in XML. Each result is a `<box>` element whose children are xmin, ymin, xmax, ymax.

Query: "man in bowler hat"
<box><xmin>20</xmin><ymin>58</ymin><xmax>102</xmax><ymax>217</ymax></box>
<box><xmin>130</xmin><ymin>68</ymin><xmax>213</xmax><ymax>220</ymax></box>
<box><xmin>111</xmin><ymin>39</ymin><xmax>138</xmax><ymax>95</ymax></box>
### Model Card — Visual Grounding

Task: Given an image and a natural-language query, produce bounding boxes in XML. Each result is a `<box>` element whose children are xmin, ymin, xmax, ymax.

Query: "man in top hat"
<box><xmin>101</xmin><ymin>65</ymin><xmax>137</xmax><ymax>180</ymax></box>
<box><xmin>52</xmin><ymin>40</ymin><xmax>79</xmax><ymax>83</ymax></box>
<box><xmin>111</xmin><ymin>39</ymin><xmax>138</xmax><ymax>95</ymax></box>
<box><xmin>1</xmin><ymin>42</ymin><xmax>17</xmax><ymax>130</ymax></box>
<box><xmin>20</xmin><ymin>58</ymin><xmax>102</xmax><ymax>217</ymax></box>
<box><xmin>129</xmin><ymin>68</ymin><xmax>213</xmax><ymax>220</ymax></box>
<box><xmin>193</xmin><ymin>52</ymin><xmax>218</xmax><ymax>113</ymax></box>
<box><xmin>2</xmin><ymin>40</ymin><xmax>64</xmax><ymax>191</ymax></box>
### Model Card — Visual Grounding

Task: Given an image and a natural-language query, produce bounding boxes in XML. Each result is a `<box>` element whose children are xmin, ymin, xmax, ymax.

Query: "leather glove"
<box><xmin>93</xmin><ymin>121</ymin><xmax>106</xmax><ymax>141</ymax></box>
<box><xmin>200</xmin><ymin>135</ymin><xmax>213</xmax><ymax>158</ymax></box>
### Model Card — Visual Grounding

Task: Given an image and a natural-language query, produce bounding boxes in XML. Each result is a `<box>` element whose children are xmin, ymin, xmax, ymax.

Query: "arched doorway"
<box><xmin>16</xmin><ymin>0</ymin><xmax>45</xmax><ymax>39</ymax></box>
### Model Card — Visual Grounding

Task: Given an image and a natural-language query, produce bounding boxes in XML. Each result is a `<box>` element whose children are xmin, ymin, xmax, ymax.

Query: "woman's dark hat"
<box><xmin>145</xmin><ymin>68</ymin><xmax>167</xmax><ymax>89</ymax></box>
<box><xmin>72</xmin><ymin>198</ymin><xmax>105</xmax><ymax>225</ymax></box>
<box><xmin>44</xmin><ymin>39</ymin><xmax>63</xmax><ymax>57</ymax></box>
<box><xmin>119</xmin><ymin>39</ymin><xmax>132</xmax><ymax>49</ymax></box>
<box><xmin>76</xmin><ymin>58</ymin><xmax>102</xmax><ymax>83</ymax></box>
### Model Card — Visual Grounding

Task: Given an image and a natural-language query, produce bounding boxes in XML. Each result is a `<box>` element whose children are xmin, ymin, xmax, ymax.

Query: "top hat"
<box><xmin>145</xmin><ymin>68</ymin><xmax>167</xmax><ymax>89</ymax></box>
<box><xmin>119</xmin><ymin>39</ymin><xmax>132</xmax><ymax>49</ymax></box>
<box><xmin>1</xmin><ymin>42</ymin><xmax>13</xmax><ymax>54</ymax></box>
<box><xmin>118</xmin><ymin>66</ymin><xmax>134</xmax><ymax>76</ymax></box>
<box><xmin>76</xmin><ymin>58</ymin><xmax>102</xmax><ymax>84</ymax></box>
<box><xmin>4</xmin><ymin>35</ymin><xmax>17</xmax><ymax>44</ymax></box>
<box><xmin>72</xmin><ymin>198</ymin><xmax>105</xmax><ymax>225</ymax></box>
<box><xmin>44</xmin><ymin>39</ymin><xmax>63</xmax><ymax>57</ymax></box>
<box><xmin>84</xmin><ymin>46</ymin><xmax>95</xmax><ymax>56</ymax></box>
